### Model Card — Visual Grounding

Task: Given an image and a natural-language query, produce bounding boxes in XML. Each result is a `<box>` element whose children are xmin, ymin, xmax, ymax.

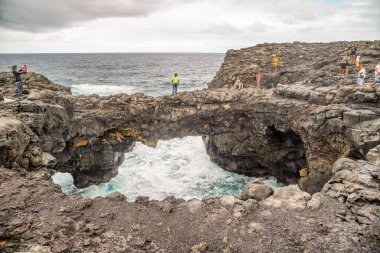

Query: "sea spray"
<box><xmin>53</xmin><ymin>136</ymin><xmax>284</xmax><ymax>200</ymax></box>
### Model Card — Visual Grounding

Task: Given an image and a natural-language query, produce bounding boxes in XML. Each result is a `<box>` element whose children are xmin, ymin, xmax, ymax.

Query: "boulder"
<box><xmin>240</xmin><ymin>181</ymin><xmax>274</xmax><ymax>201</ymax></box>
<box><xmin>219</xmin><ymin>196</ymin><xmax>241</xmax><ymax>208</ymax></box>
<box><xmin>307</xmin><ymin>192</ymin><xmax>323</xmax><ymax>210</ymax></box>
<box><xmin>0</xmin><ymin>118</ymin><xmax>30</xmax><ymax>167</ymax></box>
<box><xmin>27</xmin><ymin>90</ymin><xmax>55</xmax><ymax>101</ymax></box>
<box><xmin>262</xmin><ymin>186</ymin><xmax>311</xmax><ymax>210</ymax></box>
<box><xmin>366</xmin><ymin>145</ymin><xmax>380</xmax><ymax>166</ymax></box>
<box><xmin>185</xmin><ymin>199</ymin><xmax>204</xmax><ymax>213</ymax></box>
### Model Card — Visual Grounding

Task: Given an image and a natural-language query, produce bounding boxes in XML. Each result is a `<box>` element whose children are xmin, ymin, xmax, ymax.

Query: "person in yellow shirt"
<box><xmin>171</xmin><ymin>73</ymin><xmax>180</xmax><ymax>94</ymax></box>
<box><xmin>273</xmin><ymin>55</ymin><xmax>279</xmax><ymax>68</ymax></box>
<box><xmin>355</xmin><ymin>55</ymin><xmax>361</xmax><ymax>70</ymax></box>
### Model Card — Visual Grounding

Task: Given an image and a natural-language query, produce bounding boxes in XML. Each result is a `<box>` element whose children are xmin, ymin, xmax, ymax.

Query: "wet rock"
<box><xmin>241</xmin><ymin>181</ymin><xmax>274</xmax><ymax>201</ymax></box>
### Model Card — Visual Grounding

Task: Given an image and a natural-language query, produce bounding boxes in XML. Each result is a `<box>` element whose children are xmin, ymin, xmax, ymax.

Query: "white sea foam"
<box><xmin>53</xmin><ymin>136</ymin><xmax>285</xmax><ymax>201</ymax></box>
<box><xmin>71</xmin><ymin>83</ymin><xmax>137</xmax><ymax>96</ymax></box>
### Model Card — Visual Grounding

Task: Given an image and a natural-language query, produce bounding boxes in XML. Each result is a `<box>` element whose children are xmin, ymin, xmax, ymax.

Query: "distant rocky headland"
<box><xmin>0</xmin><ymin>41</ymin><xmax>379</xmax><ymax>252</ymax></box>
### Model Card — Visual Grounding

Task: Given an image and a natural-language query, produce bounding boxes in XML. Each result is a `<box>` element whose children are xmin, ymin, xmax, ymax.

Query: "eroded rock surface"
<box><xmin>1</xmin><ymin>54</ymin><xmax>380</xmax><ymax>192</ymax></box>
<box><xmin>0</xmin><ymin>41</ymin><xmax>380</xmax><ymax>252</ymax></box>
<box><xmin>0</xmin><ymin>166</ymin><xmax>379</xmax><ymax>253</ymax></box>
<box><xmin>209</xmin><ymin>41</ymin><xmax>380</xmax><ymax>89</ymax></box>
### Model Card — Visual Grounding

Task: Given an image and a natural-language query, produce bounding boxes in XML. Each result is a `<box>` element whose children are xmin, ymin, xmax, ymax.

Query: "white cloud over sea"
<box><xmin>0</xmin><ymin>0</ymin><xmax>378</xmax><ymax>53</ymax></box>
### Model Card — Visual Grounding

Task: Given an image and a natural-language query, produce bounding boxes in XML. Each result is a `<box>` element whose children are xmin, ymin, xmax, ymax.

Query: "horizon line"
<box><xmin>0</xmin><ymin>51</ymin><xmax>225</xmax><ymax>54</ymax></box>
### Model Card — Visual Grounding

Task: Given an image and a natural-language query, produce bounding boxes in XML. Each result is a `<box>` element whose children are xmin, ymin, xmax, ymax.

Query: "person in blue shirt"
<box><xmin>12</xmin><ymin>65</ymin><xmax>25</xmax><ymax>98</ymax></box>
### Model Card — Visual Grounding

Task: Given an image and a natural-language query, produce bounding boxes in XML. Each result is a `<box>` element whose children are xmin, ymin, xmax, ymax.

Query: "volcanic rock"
<box><xmin>262</xmin><ymin>187</ymin><xmax>311</xmax><ymax>210</ymax></box>
<box><xmin>0</xmin><ymin>118</ymin><xmax>30</xmax><ymax>167</ymax></box>
<box><xmin>0</xmin><ymin>41</ymin><xmax>380</xmax><ymax>252</ymax></box>
<box><xmin>240</xmin><ymin>180</ymin><xmax>274</xmax><ymax>201</ymax></box>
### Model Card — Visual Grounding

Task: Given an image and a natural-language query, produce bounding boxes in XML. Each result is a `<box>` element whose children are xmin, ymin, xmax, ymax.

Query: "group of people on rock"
<box><xmin>233</xmin><ymin>72</ymin><xmax>263</xmax><ymax>90</ymax></box>
<box><xmin>232</xmin><ymin>54</ymin><xmax>278</xmax><ymax>90</ymax></box>
<box><xmin>231</xmin><ymin>47</ymin><xmax>380</xmax><ymax>91</ymax></box>
<box><xmin>340</xmin><ymin>45</ymin><xmax>380</xmax><ymax>86</ymax></box>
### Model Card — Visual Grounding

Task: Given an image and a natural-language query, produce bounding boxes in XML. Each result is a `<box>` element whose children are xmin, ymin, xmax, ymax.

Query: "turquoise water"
<box><xmin>53</xmin><ymin>136</ymin><xmax>284</xmax><ymax>201</ymax></box>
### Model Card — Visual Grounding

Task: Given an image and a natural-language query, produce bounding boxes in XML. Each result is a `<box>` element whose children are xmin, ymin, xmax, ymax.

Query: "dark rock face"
<box><xmin>204</xmin><ymin>126</ymin><xmax>307</xmax><ymax>184</ymax></box>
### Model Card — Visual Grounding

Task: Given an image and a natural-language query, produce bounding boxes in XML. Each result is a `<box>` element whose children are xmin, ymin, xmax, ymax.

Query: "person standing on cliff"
<box><xmin>339</xmin><ymin>53</ymin><xmax>350</xmax><ymax>78</ymax></box>
<box><xmin>23</xmin><ymin>65</ymin><xmax>28</xmax><ymax>73</ymax></box>
<box><xmin>350</xmin><ymin>45</ymin><xmax>357</xmax><ymax>63</ymax></box>
<box><xmin>171</xmin><ymin>73</ymin><xmax>180</xmax><ymax>94</ymax></box>
<box><xmin>355</xmin><ymin>55</ymin><xmax>361</xmax><ymax>71</ymax></box>
<box><xmin>273</xmin><ymin>55</ymin><xmax>279</xmax><ymax>69</ymax></box>
<box><xmin>375</xmin><ymin>62</ymin><xmax>380</xmax><ymax>80</ymax></box>
<box><xmin>256</xmin><ymin>72</ymin><xmax>262</xmax><ymax>89</ymax></box>
<box><xmin>357</xmin><ymin>65</ymin><xmax>366</xmax><ymax>85</ymax></box>
<box><xmin>12</xmin><ymin>65</ymin><xmax>25</xmax><ymax>98</ymax></box>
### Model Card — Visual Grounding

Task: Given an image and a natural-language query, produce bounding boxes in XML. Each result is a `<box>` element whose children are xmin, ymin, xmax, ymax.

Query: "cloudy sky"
<box><xmin>0</xmin><ymin>0</ymin><xmax>378</xmax><ymax>53</ymax></box>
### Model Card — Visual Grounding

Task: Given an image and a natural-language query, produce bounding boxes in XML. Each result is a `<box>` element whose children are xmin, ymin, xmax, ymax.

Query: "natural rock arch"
<box><xmin>46</xmin><ymin>88</ymin><xmax>367</xmax><ymax>194</ymax></box>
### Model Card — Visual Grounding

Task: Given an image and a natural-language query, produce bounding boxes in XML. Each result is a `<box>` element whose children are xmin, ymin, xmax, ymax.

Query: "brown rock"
<box><xmin>241</xmin><ymin>181</ymin><xmax>274</xmax><ymax>201</ymax></box>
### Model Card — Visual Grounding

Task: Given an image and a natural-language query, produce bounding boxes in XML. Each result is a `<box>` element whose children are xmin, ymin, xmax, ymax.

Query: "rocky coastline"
<box><xmin>0</xmin><ymin>41</ymin><xmax>379</xmax><ymax>252</ymax></box>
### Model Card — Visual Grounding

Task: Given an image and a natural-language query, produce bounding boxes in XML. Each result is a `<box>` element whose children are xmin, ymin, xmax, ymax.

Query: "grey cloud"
<box><xmin>248</xmin><ymin>22</ymin><xmax>269</xmax><ymax>34</ymax></box>
<box><xmin>0</xmin><ymin>0</ymin><xmax>183</xmax><ymax>32</ymax></box>
<box><xmin>196</xmin><ymin>22</ymin><xmax>243</xmax><ymax>35</ymax></box>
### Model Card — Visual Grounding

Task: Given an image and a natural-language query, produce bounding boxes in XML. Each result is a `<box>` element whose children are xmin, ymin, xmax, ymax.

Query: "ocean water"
<box><xmin>0</xmin><ymin>53</ymin><xmax>224</xmax><ymax>96</ymax></box>
<box><xmin>1</xmin><ymin>53</ymin><xmax>284</xmax><ymax>200</ymax></box>
<box><xmin>53</xmin><ymin>137</ymin><xmax>284</xmax><ymax>200</ymax></box>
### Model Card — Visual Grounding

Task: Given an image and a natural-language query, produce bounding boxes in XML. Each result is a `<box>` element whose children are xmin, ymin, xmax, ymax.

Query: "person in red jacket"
<box><xmin>23</xmin><ymin>65</ymin><xmax>28</xmax><ymax>73</ymax></box>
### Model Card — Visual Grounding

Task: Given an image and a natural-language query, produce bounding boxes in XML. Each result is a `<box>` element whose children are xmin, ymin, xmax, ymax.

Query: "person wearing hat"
<box><xmin>12</xmin><ymin>65</ymin><xmax>25</xmax><ymax>98</ymax></box>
